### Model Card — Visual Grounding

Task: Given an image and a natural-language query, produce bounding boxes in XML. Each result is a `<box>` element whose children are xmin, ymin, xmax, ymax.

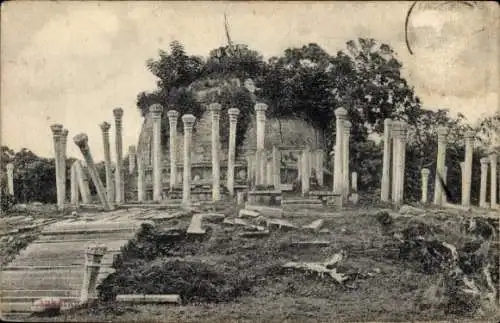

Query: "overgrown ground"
<box><xmin>47</xmin><ymin>202</ymin><xmax>499</xmax><ymax>323</ymax></box>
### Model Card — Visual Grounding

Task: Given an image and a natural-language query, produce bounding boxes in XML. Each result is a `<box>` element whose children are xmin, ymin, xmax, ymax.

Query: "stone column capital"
<box><xmin>167</xmin><ymin>109</ymin><xmax>179</xmax><ymax>121</ymax></box>
<box><xmin>182</xmin><ymin>114</ymin><xmax>196</xmax><ymax>131</ymax></box>
<box><xmin>464</xmin><ymin>130</ymin><xmax>475</xmax><ymax>140</ymax></box>
<box><xmin>437</xmin><ymin>126</ymin><xmax>448</xmax><ymax>141</ymax></box>
<box><xmin>421</xmin><ymin>168</ymin><xmax>430</xmax><ymax>175</ymax></box>
<box><xmin>129</xmin><ymin>145</ymin><xmax>136</xmax><ymax>154</ymax></box>
<box><xmin>149</xmin><ymin>104</ymin><xmax>163</xmax><ymax>118</ymax></box>
<box><xmin>255</xmin><ymin>103</ymin><xmax>268</xmax><ymax>113</ymax></box>
<box><xmin>335</xmin><ymin>107</ymin><xmax>348</xmax><ymax>119</ymax></box>
<box><xmin>6</xmin><ymin>163</ymin><xmax>14</xmax><ymax>171</ymax></box>
<box><xmin>391</xmin><ymin>121</ymin><xmax>401</xmax><ymax>138</ymax></box>
<box><xmin>113</xmin><ymin>108</ymin><xmax>124</xmax><ymax>119</ymax></box>
<box><xmin>50</xmin><ymin>124</ymin><xmax>63</xmax><ymax>137</ymax></box>
<box><xmin>489</xmin><ymin>153</ymin><xmax>497</xmax><ymax>163</ymax></box>
<box><xmin>384</xmin><ymin>118</ymin><xmax>392</xmax><ymax>127</ymax></box>
<box><xmin>480</xmin><ymin>157</ymin><xmax>489</xmax><ymax>165</ymax></box>
<box><xmin>73</xmin><ymin>133</ymin><xmax>89</xmax><ymax>152</ymax></box>
<box><xmin>228</xmin><ymin>108</ymin><xmax>240</xmax><ymax>121</ymax></box>
<box><xmin>99</xmin><ymin>122</ymin><xmax>111</xmax><ymax>132</ymax></box>
<box><xmin>61</xmin><ymin>129</ymin><xmax>69</xmax><ymax>139</ymax></box>
<box><xmin>209</xmin><ymin>103</ymin><xmax>222</xmax><ymax>113</ymax></box>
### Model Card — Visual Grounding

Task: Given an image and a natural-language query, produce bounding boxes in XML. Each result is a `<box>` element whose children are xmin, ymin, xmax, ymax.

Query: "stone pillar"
<box><xmin>182</xmin><ymin>114</ymin><xmax>196</xmax><ymax>205</ymax></box>
<box><xmin>333</xmin><ymin>108</ymin><xmax>347</xmax><ymax>194</ymax></box>
<box><xmin>316</xmin><ymin>149</ymin><xmax>324</xmax><ymax>187</ymax></box>
<box><xmin>246</xmin><ymin>153</ymin><xmax>255</xmax><ymax>186</ymax></box>
<box><xmin>490</xmin><ymin>153</ymin><xmax>497</xmax><ymax>208</ymax></box>
<box><xmin>99</xmin><ymin>122</ymin><xmax>114</xmax><ymax>204</ymax></box>
<box><xmin>6</xmin><ymin>163</ymin><xmax>14</xmax><ymax>196</ymax></box>
<box><xmin>75</xmin><ymin>160</ymin><xmax>91</xmax><ymax>204</ymax></box>
<box><xmin>442</xmin><ymin>166</ymin><xmax>448</xmax><ymax>203</ymax></box>
<box><xmin>272</xmin><ymin>146</ymin><xmax>280</xmax><ymax>189</ymax></box>
<box><xmin>61</xmin><ymin>129</ymin><xmax>68</xmax><ymax>204</ymax></box>
<box><xmin>460</xmin><ymin>161</ymin><xmax>465</xmax><ymax>201</ymax></box>
<box><xmin>70</xmin><ymin>162</ymin><xmax>79</xmax><ymax>206</ymax></box>
<box><xmin>113</xmin><ymin>108</ymin><xmax>124</xmax><ymax>204</ymax></box>
<box><xmin>255</xmin><ymin>103</ymin><xmax>268</xmax><ymax>185</ymax></box>
<box><xmin>50</xmin><ymin>124</ymin><xmax>64</xmax><ymax>210</ymax></box>
<box><xmin>398</xmin><ymin>122</ymin><xmax>408</xmax><ymax>203</ymax></box>
<box><xmin>80</xmin><ymin>244</ymin><xmax>107</xmax><ymax>303</ymax></box>
<box><xmin>266</xmin><ymin>159</ymin><xmax>273</xmax><ymax>186</ymax></box>
<box><xmin>381</xmin><ymin>118</ymin><xmax>392</xmax><ymax>202</ymax></box>
<box><xmin>209</xmin><ymin>103</ymin><xmax>222</xmax><ymax>201</ymax></box>
<box><xmin>433</xmin><ymin>126</ymin><xmax>448</xmax><ymax>206</ymax></box>
<box><xmin>421</xmin><ymin>168</ymin><xmax>430</xmax><ymax>204</ymax></box>
<box><xmin>351</xmin><ymin>172</ymin><xmax>358</xmax><ymax>192</ymax></box>
<box><xmin>73</xmin><ymin>134</ymin><xmax>111</xmax><ymax>210</ymax></box>
<box><xmin>301</xmin><ymin>148</ymin><xmax>311</xmax><ymax>195</ymax></box>
<box><xmin>167</xmin><ymin>110</ymin><xmax>179</xmax><ymax>190</ymax></box>
<box><xmin>391</xmin><ymin>122</ymin><xmax>401</xmax><ymax>204</ymax></box>
<box><xmin>480</xmin><ymin>157</ymin><xmax>489</xmax><ymax>208</ymax></box>
<box><xmin>128</xmin><ymin>145</ymin><xmax>136</xmax><ymax>174</ymax></box>
<box><xmin>137</xmin><ymin>157</ymin><xmax>145</xmax><ymax>202</ymax></box>
<box><xmin>462</xmin><ymin>130</ymin><xmax>474</xmax><ymax>207</ymax></box>
<box><xmin>227</xmin><ymin>108</ymin><xmax>239</xmax><ymax>196</ymax></box>
<box><xmin>342</xmin><ymin>121</ymin><xmax>352</xmax><ymax>200</ymax></box>
<box><xmin>149</xmin><ymin>104</ymin><xmax>163</xmax><ymax>202</ymax></box>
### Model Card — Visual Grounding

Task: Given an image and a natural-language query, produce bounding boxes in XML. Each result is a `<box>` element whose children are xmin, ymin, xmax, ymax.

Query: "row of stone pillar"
<box><xmin>380</xmin><ymin>119</ymin><xmax>408</xmax><ymax>205</ymax></box>
<box><xmin>419</xmin><ymin>128</ymin><xmax>498</xmax><ymax>209</ymax></box>
<box><xmin>333</xmin><ymin>108</ymin><xmax>352</xmax><ymax>201</ymax></box>
<box><xmin>50</xmin><ymin>124</ymin><xmax>68</xmax><ymax>210</ymax></box>
<box><xmin>137</xmin><ymin>103</ymin><xmax>242</xmax><ymax>205</ymax></box>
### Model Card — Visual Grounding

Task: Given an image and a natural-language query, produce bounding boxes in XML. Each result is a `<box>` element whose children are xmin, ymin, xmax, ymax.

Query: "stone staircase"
<box><xmin>0</xmin><ymin>210</ymin><xmax>146</xmax><ymax>320</ymax></box>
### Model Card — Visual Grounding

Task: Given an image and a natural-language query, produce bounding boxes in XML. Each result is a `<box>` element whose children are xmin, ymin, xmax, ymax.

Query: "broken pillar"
<box><xmin>333</xmin><ymin>108</ymin><xmax>347</xmax><ymax>194</ymax></box>
<box><xmin>342</xmin><ymin>121</ymin><xmax>351</xmax><ymax>201</ymax></box>
<box><xmin>381</xmin><ymin>118</ymin><xmax>392</xmax><ymax>202</ymax></box>
<box><xmin>391</xmin><ymin>121</ymin><xmax>401</xmax><ymax>204</ymax></box>
<box><xmin>421</xmin><ymin>168</ymin><xmax>430</xmax><ymax>204</ymax></box>
<box><xmin>167</xmin><ymin>110</ymin><xmax>179</xmax><ymax>189</ymax></box>
<box><xmin>490</xmin><ymin>153</ymin><xmax>497</xmax><ymax>208</ymax></box>
<box><xmin>227</xmin><ymin>108</ymin><xmax>240</xmax><ymax>196</ymax></box>
<box><xmin>80</xmin><ymin>244</ymin><xmax>107</xmax><ymax>303</ymax></box>
<box><xmin>73</xmin><ymin>134</ymin><xmax>111</xmax><ymax>210</ymax></box>
<box><xmin>128</xmin><ymin>145</ymin><xmax>136</xmax><ymax>174</ymax></box>
<box><xmin>433</xmin><ymin>126</ymin><xmax>448</xmax><ymax>206</ymax></box>
<box><xmin>75</xmin><ymin>160</ymin><xmax>91</xmax><ymax>203</ymax></box>
<box><xmin>316</xmin><ymin>149</ymin><xmax>324</xmax><ymax>187</ymax></box>
<box><xmin>113</xmin><ymin>108</ymin><xmax>124</xmax><ymax>204</ymax></box>
<box><xmin>351</xmin><ymin>171</ymin><xmax>358</xmax><ymax>193</ymax></box>
<box><xmin>150</xmin><ymin>104</ymin><xmax>163</xmax><ymax>202</ymax></box>
<box><xmin>6</xmin><ymin>163</ymin><xmax>14</xmax><ymax>196</ymax></box>
<box><xmin>301</xmin><ymin>147</ymin><xmax>311</xmax><ymax>195</ymax></box>
<box><xmin>99</xmin><ymin>122</ymin><xmax>114</xmax><ymax>204</ymax></box>
<box><xmin>266</xmin><ymin>158</ymin><xmax>273</xmax><ymax>186</ymax></box>
<box><xmin>462</xmin><ymin>130</ymin><xmax>474</xmax><ymax>207</ymax></box>
<box><xmin>209</xmin><ymin>103</ymin><xmax>221</xmax><ymax>201</ymax></box>
<box><xmin>50</xmin><ymin>124</ymin><xmax>64</xmax><ymax>210</ymax></box>
<box><xmin>246</xmin><ymin>153</ymin><xmax>255</xmax><ymax>186</ymax></box>
<box><xmin>61</xmin><ymin>129</ymin><xmax>68</xmax><ymax>205</ymax></box>
<box><xmin>182</xmin><ymin>114</ymin><xmax>196</xmax><ymax>205</ymax></box>
<box><xmin>398</xmin><ymin>122</ymin><xmax>408</xmax><ymax>203</ymax></box>
<box><xmin>479</xmin><ymin>157</ymin><xmax>489</xmax><ymax>208</ymax></box>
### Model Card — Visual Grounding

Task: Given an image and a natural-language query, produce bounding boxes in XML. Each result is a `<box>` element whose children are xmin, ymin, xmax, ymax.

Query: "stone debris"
<box><xmin>398</xmin><ymin>204</ymin><xmax>425</xmax><ymax>216</ymax></box>
<box><xmin>267</xmin><ymin>219</ymin><xmax>297</xmax><ymax>231</ymax></box>
<box><xmin>283</xmin><ymin>261</ymin><xmax>348</xmax><ymax>283</ymax></box>
<box><xmin>202</xmin><ymin>213</ymin><xmax>225</xmax><ymax>223</ymax></box>
<box><xmin>238</xmin><ymin>209</ymin><xmax>260</xmax><ymax>218</ymax></box>
<box><xmin>222</xmin><ymin>218</ymin><xmax>249</xmax><ymax>227</ymax></box>
<box><xmin>302</xmin><ymin>219</ymin><xmax>324</xmax><ymax>232</ymax></box>
<box><xmin>186</xmin><ymin>214</ymin><xmax>205</xmax><ymax>235</ymax></box>
<box><xmin>116</xmin><ymin>294</ymin><xmax>181</xmax><ymax>304</ymax></box>
<box><xmin>31</xmin><ymin>297</ymin><xmax>62</xmax><ymax>316</ymax></box>
<box><xmin>289</xmin><ymin>240</ymin><xmax>330</xmax><ymax>248</ymax></box>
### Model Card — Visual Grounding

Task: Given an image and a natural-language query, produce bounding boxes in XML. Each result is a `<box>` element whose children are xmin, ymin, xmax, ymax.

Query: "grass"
<box><xmin>13</xmin><ymin>201</ymin><xmax>500</xmax><ymax>322</ymax></box>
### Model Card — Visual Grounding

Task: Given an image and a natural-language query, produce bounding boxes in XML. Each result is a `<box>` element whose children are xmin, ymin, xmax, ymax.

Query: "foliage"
<box><xmin>1</xmin><ymin>191</ymin><xmax>16</xmax><ymax>213</ymax></box>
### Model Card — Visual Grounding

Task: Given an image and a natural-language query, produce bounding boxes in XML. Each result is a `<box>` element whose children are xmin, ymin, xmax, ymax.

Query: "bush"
<box><xmin>1</xmin><ymin>192</ymin><xmax>16</xmax><ymax>214</ymax></box>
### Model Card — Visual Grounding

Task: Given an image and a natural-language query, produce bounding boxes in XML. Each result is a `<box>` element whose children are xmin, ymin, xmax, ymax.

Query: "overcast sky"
<box><xmin>1</xmin><ymin>1</ymin><xmax>498</xmax><ymax>162</ymax></box>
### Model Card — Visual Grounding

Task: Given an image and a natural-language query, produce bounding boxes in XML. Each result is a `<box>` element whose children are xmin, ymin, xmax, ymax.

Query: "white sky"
<box><xmin>1</xmin><ymin>1</ymin><xmax>498</xmax><ymax>162</ymax></box>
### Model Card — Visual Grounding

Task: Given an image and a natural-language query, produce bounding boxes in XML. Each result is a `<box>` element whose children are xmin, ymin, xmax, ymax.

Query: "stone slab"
<box><xmin>239</xmin><ymin>209</ymin><xmax>260</xmax><ymax>218</ymax></box>
<box><xmin>302</xmin><ymin>219</ymin><xmax>324</xmax><ymax>232</ymax></box>
<box><xmin>267</xmin><ymin>219</ymin><xmax>298</xmax><ymax>231</ymax></box>
<box><xmin>186</xmin><ymin>214</ymin><xmax>205</xmax><ymax>235</ymax></box>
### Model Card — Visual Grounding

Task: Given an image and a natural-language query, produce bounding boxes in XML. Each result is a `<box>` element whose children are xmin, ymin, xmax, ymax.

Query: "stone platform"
<box><xmin>0</xmin><ymin>209</ymin><xmax>149</xmax><ymax>320</ymax></box>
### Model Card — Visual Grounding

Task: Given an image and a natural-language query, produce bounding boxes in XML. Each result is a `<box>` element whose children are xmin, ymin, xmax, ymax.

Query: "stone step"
<box><xmin>244</xmin><ymin>204</ymin><xmax>283</xmax><ymax>217</ymax></box>
<box><xmin>0</xmin><ymin>289</ymin><xmax>80</xmax><ymax>298</ymax></box>
<box><xmin>1</xmin><ymin>274</ymin><xmax>83</xmax><ymax>290</ymax></box>
<box><xmin>1</xmin><ymin>296</ymin><xmax>80</xmax><ymax>303</ymax></box>
<box><xmin>10</xmin><ymin>252</ymin><xmax>119</xmax><ymax>267</ymax></box>
<box><xmin>38</xmin><ymin>231</ymin><xmax>136</xmax><ymax>242</ymax></box>
<box><xmin>15</xmin><ymin>240</ymin><xmax>127</xmax><ymax>260</ymax></box>
<box><xmin>281</xmin><ymin>199</ymin><xmax>322</xmax><ymax>205</ymax></box>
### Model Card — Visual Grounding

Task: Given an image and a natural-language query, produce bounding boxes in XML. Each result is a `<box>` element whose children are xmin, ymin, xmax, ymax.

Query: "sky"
<box><xmin>1</xmin><ymin>1</ymin><xmax>498</xmax><ymax>162</ymax></box>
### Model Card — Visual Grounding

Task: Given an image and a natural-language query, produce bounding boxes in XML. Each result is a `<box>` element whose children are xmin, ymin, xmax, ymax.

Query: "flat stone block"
<box><xmin>289</xmin><ymin>240</ymin><xmax>330</xmax><ymax>247</ymax></box>
<box><xmin>186</xmin><ymin>214</ymin><xmax>205</xmax><ymax>235</ymax></box>
<box><xmin>239</xmin><ymin>209</ymin><xmax>260</xmax><ymax>218</ymax></box>
<box><xmin>302</xmin><ymin>219</ymin><xmax>324</xmax><ymax>232</ymax></box>
<box><xmin>116</xmin><ymin>294</ymin><xmax>181</xmax><ymax>304</ymax></box>
<box><xmin>267</xmin><ymin>219</ymin><xmax>298</xmax><ymax>231</ymax></box>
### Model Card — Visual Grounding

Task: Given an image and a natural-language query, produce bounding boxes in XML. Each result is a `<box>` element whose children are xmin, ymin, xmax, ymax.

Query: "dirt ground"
<box><xmin>42</xmin><ymin>204</ymin><xmax>500</xmax><ymax>323</ymax></box>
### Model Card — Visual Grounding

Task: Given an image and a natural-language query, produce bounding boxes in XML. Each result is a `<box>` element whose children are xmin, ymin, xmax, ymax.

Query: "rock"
<box><xmin>239</xmin><ymin>209</ymin><xmax>260</xmax><ymax>218</ymax></box>
<box><xmin>302</xmin><ymin>219</ymin><xmax>324</xmax><ymax>232</ymax></box>
<box><xmin>267</xmin><ymin>219</ymin><xmax>297</xmax><ymax>231</ymax></box>
<box><xmin>186</xmin><ymin>214</ymin><xmax>205</xmax><ymax>235</ymax></box>
<box><xmin>32</xmin><ymin>297</ymin><xmax>62</xmax><ymax>315</ymax></box>
<box><xmin>399</xmin><ymin>204</ymin><xmax>424</xmax><ymax>216</ymax></box>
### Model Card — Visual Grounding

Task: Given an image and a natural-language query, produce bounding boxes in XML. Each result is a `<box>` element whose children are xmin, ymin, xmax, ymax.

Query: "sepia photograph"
<box><xmin>0</xmin><ymin>1</ymin><xmax>499</xmax><ymax>322</ymax></box>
